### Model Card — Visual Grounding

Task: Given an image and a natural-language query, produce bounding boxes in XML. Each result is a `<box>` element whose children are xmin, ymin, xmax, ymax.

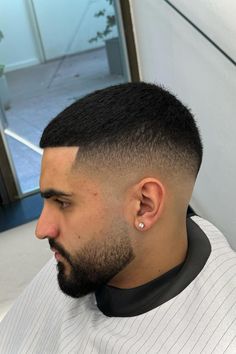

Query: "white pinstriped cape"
<box><xmin>0</xmin><ymin>216</ymin><xmax>235</xmax><ymax>354</ymax></box>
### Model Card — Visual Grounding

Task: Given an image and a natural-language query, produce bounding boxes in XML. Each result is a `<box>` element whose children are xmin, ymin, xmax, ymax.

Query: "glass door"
<box><xmin>0</xmin><ymin>0</ymin><xmax>134</xmax><ymax>198</ymax></box>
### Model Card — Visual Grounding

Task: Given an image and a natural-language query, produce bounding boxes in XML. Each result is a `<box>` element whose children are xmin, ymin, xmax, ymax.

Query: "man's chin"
<box><xmin>56</xmin><ymin>264</ymin><xmax>96</xmax><ymax>298</ymax></box>
<box><xmin>57</xmin><ymin>276</ymin><xmax>95</xmax><ymax>298</ymax></box>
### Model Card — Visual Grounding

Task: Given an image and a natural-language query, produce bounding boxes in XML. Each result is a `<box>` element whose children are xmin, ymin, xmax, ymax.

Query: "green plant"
<box><xmin>89</xmin><ymin>0</ymin><xmax>116</xmax><ymax>43</ymax></box>
<box><xmin>0</xmin><ymin>30</ymin><xmax>4</xmax><ymax>76</ymax></box>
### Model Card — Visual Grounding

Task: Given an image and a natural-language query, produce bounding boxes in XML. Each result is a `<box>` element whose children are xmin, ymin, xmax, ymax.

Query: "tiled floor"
<box><xmin>3</xmin><ymin>47</ymin><xmax>125</xmax><ymax>193</ymax></box>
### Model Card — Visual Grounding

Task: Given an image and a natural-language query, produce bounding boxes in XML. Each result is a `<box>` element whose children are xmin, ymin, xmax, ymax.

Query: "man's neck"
<box><xmin>108</xmin><ymin>222</ymin><xmax>188</xmax><ymax>289</ymax></box>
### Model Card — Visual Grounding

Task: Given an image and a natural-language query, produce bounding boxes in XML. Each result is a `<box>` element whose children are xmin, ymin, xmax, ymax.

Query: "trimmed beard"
<box><xmin>49</xmin><ymin>222</ymin><xmax>134</xmax><ymax>298</ymax></box>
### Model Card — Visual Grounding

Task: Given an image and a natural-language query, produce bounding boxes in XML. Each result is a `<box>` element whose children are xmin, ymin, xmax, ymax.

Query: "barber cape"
<box><xmin>0</xmin><ymin>216</ymin><xmax>235</xmax><ymax>353</ymax></box>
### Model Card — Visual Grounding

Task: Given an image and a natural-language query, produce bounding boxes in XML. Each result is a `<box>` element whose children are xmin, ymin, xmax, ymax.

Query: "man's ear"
<box><xmin>135</xmin><ymin>178</ymin><xmax>165</xmax><ymax>231</ymax></box>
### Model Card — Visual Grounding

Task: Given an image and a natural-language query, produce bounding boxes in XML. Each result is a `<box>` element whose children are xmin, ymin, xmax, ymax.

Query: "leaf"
<box><xmin>107</xmin><ymin>15</ymin><xmax>116</xmax><ymax>26</ymax></box>
<box><xmin>103</xmin><ymin>27</ymin><xmax>112</xmax><ymax>36</ymax></box>
<box><xmin>95</xmin><ymin>9</ymin><xmax>106</xmax><ymax>17</ymax></box>
<box><xmin>88</xmin><ymin>0</ymin><xmax>116</xmax><ymax>43</ymax></box>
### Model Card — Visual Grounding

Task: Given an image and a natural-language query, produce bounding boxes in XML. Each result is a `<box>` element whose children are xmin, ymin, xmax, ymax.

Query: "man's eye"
<box><xmin>55</xmin><ymin>199</ymin><xmax>70</xmax><ymax>209</ymax></box>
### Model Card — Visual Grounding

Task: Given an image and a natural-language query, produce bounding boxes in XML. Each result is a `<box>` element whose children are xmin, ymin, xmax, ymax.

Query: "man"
<box><xmin>0</xmin><ymin>82</ymin><xmax>235</xmax><ymax>353</ymax></box>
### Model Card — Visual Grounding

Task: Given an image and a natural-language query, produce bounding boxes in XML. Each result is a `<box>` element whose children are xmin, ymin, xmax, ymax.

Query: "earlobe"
<box><xmin>135</xmin><ymin>179</ymin><xmax>165</xmax><ymax>231</ymax></box>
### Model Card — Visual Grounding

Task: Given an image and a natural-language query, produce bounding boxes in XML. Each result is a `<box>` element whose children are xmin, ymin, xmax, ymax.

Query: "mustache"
<box><xmin>49</xmin><ymin>239</ymin><xmax>69</xmax><ymax>260</ymax></box>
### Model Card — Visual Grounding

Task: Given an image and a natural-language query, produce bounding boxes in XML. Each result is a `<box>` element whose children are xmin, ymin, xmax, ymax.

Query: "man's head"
<box><xmin>36</xmin><ymin>82</ymin><xmax>203</xmax><ymax>297</ymax></box>
<box><xmin>40</xmin><ymin>82</ymin><xmax>202</xmax><ymax>177</ymax></box>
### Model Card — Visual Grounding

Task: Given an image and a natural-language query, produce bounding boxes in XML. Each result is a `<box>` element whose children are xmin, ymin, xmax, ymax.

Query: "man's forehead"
<box><xmin>40</xmin><ymin>147</ymin><xmax>79</xmax><ymax>192</ymax></box>
<box><xmin>41</xmin><ymin>147</ymin><xmax>79</xmax><ymax>170</ymax></box>
<box><xmin>40</xmin><ymin>147</ymin><xmax>103</xmax><ymax>197</ymax></box>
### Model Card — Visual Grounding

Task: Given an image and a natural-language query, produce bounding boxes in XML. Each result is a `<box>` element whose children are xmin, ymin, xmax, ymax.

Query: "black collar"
<box><xmin>95</xmin><ymin>217</ymin><xmax>211</xmax><ymax>317</ymax></box>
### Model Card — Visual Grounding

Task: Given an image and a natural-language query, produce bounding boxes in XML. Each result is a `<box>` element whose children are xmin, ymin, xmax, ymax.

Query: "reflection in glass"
<box><xmin>0</xmin><ymin>0</ymin><xmax>128</xmax><ymax>194</ymax></box>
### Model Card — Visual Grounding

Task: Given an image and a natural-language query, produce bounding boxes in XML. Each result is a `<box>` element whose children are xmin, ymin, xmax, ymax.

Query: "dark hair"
<box><xmin>40</xmin><ymin>82</ymin><xmax>203</xmax><ymax>177</ymax></box>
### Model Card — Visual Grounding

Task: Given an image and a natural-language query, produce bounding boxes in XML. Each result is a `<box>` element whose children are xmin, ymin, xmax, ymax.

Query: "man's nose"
<box><xmin>35</xmin><ymin>207</ymin><xmax>59</xmax><ymax>240</ymax></box>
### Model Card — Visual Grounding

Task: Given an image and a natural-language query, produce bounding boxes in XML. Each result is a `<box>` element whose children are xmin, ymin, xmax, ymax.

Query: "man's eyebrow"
<box><xmin>40</xmin><ymin>189</ymin><xmax>73</xmax><ymax>199</ymax></box>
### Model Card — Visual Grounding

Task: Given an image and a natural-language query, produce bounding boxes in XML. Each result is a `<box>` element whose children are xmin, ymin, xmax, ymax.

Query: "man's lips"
<box><xmin>51</xmin><ymin>247</ymin><xmax>63</xmax><ymax>261</ymax></box>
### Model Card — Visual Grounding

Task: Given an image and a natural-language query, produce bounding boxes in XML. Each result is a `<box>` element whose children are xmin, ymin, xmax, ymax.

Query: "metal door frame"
<box><xmin>0</xmin><ymin>103</ymin><xmax>20</xmax><ymax>204</ymax></box>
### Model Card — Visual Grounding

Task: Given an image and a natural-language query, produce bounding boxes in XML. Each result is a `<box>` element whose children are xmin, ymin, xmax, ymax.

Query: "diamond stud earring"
<box><xmin>138</xmin><ymin>222</ymin><xmax>145</xmax><ymax>229</ymax></box>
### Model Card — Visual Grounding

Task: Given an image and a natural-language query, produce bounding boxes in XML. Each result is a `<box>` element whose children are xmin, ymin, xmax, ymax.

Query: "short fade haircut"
<box><xmin>40</xmin><ymin>82</ymin><xmax>203</xmax><ymax>178</ymax></box>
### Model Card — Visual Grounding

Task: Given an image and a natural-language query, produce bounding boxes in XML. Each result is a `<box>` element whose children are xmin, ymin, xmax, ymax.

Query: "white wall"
<box><xmin>130</xmin><ymin>0</ymin><xmax>236</xmax><ymax>249</ymax></box>
<box><xmin>170</xmin><ymin>0</ymin><xmax>236</xmax><ymax>61</ymax></box>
